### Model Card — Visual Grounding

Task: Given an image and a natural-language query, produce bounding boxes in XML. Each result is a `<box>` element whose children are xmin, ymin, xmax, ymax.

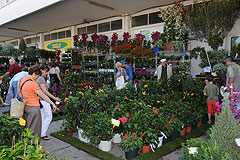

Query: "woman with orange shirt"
<box><xmin>17</xmin><ymin>65</ymin><xmax>57</xmax><ymax>139</ymax></box>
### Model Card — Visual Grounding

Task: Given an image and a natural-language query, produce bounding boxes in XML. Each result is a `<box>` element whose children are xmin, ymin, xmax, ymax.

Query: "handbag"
<box><xmin>10</xmin><ymin>79</ymin><xmax>32</xmax><ymax>118</ymax></box>
<box><xmin>115</xmin><ymin>76</ymin><xmax>125</xmax><ymax>89</ymax></box>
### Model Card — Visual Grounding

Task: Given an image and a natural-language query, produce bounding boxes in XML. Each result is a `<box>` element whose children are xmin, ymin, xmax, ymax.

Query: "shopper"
<box><xmin>18</xmin><ymin>65</ymin><xmax>58</xmax><ymax>138</ymax></box>
<box><xmin>115</xmin><ymin>62</ymin><xmax>127</xmax><ymax>89</ymax></box>
<box><xmin>0</xmin><ymin>58</ymin><xmax>21</xmax><ymax>80</ymax></box>
<box><xmin>121</xmin><ymin>60</ymin><xmax>134</xmax><ymax>83</ymax></box>
<box><xmin>36</xmin><ymin>64</ymin><xmax>61</xmax><ymax>140</ymax></box>
<box><xmin>203</xmin><ymin>76</ymin><xmax>220</xmax><ymax>124</ymax></box>
<box><xmin>155</xmin><ymin>59</ymin><xmax>172</xmax><ymax>80</ymax></box>
<box><xmin>0</xmin><ymin>79</ymin><xmax>5</xmax><ymax>107</ymax></box>
<box><xmin>49</xmin><ymin>62</ymin><xmax>62</xmax><ymax>86</ymax></box>
<box><xmin>225</xmin><ymin>56</ymin><xmax>240</xmax><ymax>90</ymax></box>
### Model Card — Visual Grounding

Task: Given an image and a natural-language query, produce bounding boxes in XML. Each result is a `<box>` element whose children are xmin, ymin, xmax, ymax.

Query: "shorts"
<box><xmin>207</xmin><ymin>101</ymin><xmax>219</xmax><ymax>114</ymax></box>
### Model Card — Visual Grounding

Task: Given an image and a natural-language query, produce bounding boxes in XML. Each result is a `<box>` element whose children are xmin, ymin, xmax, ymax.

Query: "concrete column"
<box><xmin>122</xmin><ymin>14</ymin><xmax>130</xmax><ymax>33</ymax></box>
<box><xmin>71</xmin><ymin>26</ymin><xmax>76</xmax><ymax>47</ymax></box>
<box><xmin>39</xmin><ymin>33</ymin><xmax>44</xmax><ymax>49</ymax></box>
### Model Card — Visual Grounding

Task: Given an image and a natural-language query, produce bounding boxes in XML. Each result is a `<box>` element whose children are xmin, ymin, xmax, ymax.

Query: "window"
<box><xmin>149</xmin><ymin>12</ymin><xmax>163</xmax><ymax>24</ymax></box>
<box><xmin>51</xmin><ymin>33</ymin><xmax>57</xmax><ymax>40</ymax></box>
<box><xmin>58</xmin><ymin>31</ymin><xmax>65</xmax><ymax>39</ymax></box>
<box><xmin>78</xmin><ymin>27</ymin><xmax>86</xmax><ymax>35</ymax></box>
<box><xmin>44</xmin><ymin>34</ymin><xmax>50</xmax><ymax>41</ymax></box>
<box><xmin>11</xmin><ymin>41</ymin><xmax>18</xmax><ymax>46</ymax></box>
<box><xmin>26</xmin><ymin>38</ymin><xmax>31</xmax><ymax>44</ymax></box>
<box><xmin>87</xmin><ymin>25</ymin><xmax>97</xmax><ymax>34</ymax></box>
<box><xmin>132</xmin><ymin>14</ymin><xmax>148</xmax><ymax>27</ymax></box>
<box><xmin>33</xmin><ymin>36</ymin><xmax>40</xmax><ymax>43</ymax></box>
<box><xmin>231</xmin><ymin>36</ymin><xmax>240</xmax><ymax>51</ymax></box>
<box><xmin>111</xmin><ymin>19</ymin><xmax>122</xmax><ymax>31</ymax></box>
<box><xmin>66</xmin><ymin>30</ymin><xmax>71</xmax><ymax>37</ymax></box>
<box><xmin>99</xmin><ymin>22</ymin><xmax>110</xmax><ymax>32</ymax></box>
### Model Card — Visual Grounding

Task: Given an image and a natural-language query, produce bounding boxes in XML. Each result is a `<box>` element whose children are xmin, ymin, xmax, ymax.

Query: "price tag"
<box><xmin>111</xmin><ymin>119</ymin><xmax>120</xmax><ymax>127</ymax></box>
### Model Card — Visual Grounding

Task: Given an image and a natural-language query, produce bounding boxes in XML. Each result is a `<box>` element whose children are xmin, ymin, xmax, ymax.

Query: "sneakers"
<box><xmin>4</xmin><ymin>103</ymin><xmax>10</xmax><ymax>106</ymax></box>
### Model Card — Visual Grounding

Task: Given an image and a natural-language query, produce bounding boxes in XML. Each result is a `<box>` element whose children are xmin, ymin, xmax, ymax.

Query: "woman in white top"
<box><xmin>49</xmin><ymin>62</ymin><xmax>62</xmax><ymax>86</ymax></box>
<box><xmin>115</xmin><ymin>62</ymin><xmax>126</xmax><ymax>89</ymax></box>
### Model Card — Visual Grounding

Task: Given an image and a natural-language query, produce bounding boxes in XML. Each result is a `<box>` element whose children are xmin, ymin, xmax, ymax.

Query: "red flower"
<box><xmin>118</xmin><ymin>118</ymin><xmax>122</xmax><ymax>121</ymax></box>
<box><xmin>153</xmin><ymin>110</ymin><xmax>158</xmax><ymax>114</ymax></box>
<box><xmin>126</xmin><ymin>136</ymin><xmax>130</xmax><ymax>141</ymax></box>
<box><xmin>115</xmin><ymin>106</ymin><xmax>119</xmax><ymax>110</ymax></box>
<box><xmin>128</xmin><ymin>113</ymin><xmax>130</xmax><ymax>117</ymax></box>
<box><xmin>121</xmin><ymin>117</ymin><xmax>127</xmax><ymax>123</ymax></box>
<box><xmin>82</xmin><ymin>88</ymin><xmax>84</xmax><ymax>91</ymax></box>
<box><xmin>73</xmin><ymin>35</ymin><xmax>79</xmax><ymax>39</ymax></box>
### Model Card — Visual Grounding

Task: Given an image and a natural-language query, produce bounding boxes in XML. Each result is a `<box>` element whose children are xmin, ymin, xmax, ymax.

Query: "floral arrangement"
<box><xmin>91</xmin><ymin>33</ymin><xmax>99</xmax><ymax>49</ymax></box>
<box><xmin>120</xmin><ymin>132</ymin><xmax>143</xmax><ymax>152</ymax></box>
<box><xmin>97</xmin><ymin>34</ymin><xmax>109</xmax><ymax>52</ymax></box>
<box><xmin>111</xmin><ymin>33</ymin><xmax>118</xmax><ymax>46</ymax></box>
<box><xmin>54</xmin><ymin>49</ymin><xmax>61</xmax><ymax>64</ymax></box>
<box><xmin>81</xmin><ymin>33</ymin><xmax>88</xmax><ymax>47</ymax></box>
<box><xmin>123</xmin><ymin>32</ymin><xmax>131</xmax><ymax>42</ymax></box>
<box><xmin>207</xmin><ymin>33</ymin><xmax>223</xmax><ymax>50</ymax></box>
<box><xmin>159</xmin><ymin>1</ymin><xmax>188</xmax><ymax>43</ymax></box>
<box><xmin>190</xmin><ymin>47</ymin><xmax>206</xmax><ymax>59</ymax></box>
<box><xmin>151</xmin><ymin>31</ymin><xmax>161</xmax><ymax>44</ymax></box>
<box><xmin>73</xmin><ymin>35</ymin><xmax>80</xmax><ymax>47</ymax></box>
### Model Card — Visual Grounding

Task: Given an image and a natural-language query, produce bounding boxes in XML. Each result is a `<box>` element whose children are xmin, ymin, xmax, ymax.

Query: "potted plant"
<box><xmin>159</xmin><ymin>1</ymin><xmax>188</xmax><ymax>50</ymax></box>
<box><xmin>121</xmin><ymin>132</ymin><xmax>143</xmax><ymax>160</ymax></box>
<box><xmin>82</xmin><ymin>112</ymin><xmax>113</xmax><ymax>152</ymax></box>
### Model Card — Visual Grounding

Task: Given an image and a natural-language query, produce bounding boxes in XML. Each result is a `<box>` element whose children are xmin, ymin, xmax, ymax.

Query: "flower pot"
<box><xmin>196</xmin><ymin>122</ymin><xmax>202</xmax><ymax>128</ymax></box>
<box><xmin>179</xmin><ymin>129</ymin><xmax>186</xmax><ymax>136</ymax></box>
<box><xmin>142</xmin><ymin>146</ymin><xmax>150</xmax><ymax>154</ymax></box>
<box><xmin>125</xmin><ymin>149</ymin><xmax>138</xmax><ymax>160</ymax></box>
<box><xmin>112</xmin><ymin>133</ymin><xmax>121</xmax><ymax>143</ymax></box>
<box><xmin>99</xmin><ymin>140</ymin><xmax>112</xmax><ymax>152</ymax></box>
<box><xmin>235</xmin><ymin>137</ymin><xmax>240</xmax><ymax>146</ymax></box>
<box><xmin>164</xmin><ymin>43</ymin><xmax>173</xmax><ymax>51</ymax></box>
<box><xmin>186</xmin><ymin>126</ymin><xmax>192</xmax><ymax>133</ymax></box>
<box><xmin>188</xmin><ymin>147</ymin><xmax>198</xmax><ymax>154</ymax></box>
<box><xmin>78</xmin><ymin>129</ymin><xmax>90</xmax><ymax>143</ymax></box>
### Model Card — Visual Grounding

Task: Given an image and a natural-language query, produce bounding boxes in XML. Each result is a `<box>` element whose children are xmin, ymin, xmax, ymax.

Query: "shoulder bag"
<box><xmin>10</xmin><ymin>79</ymin><xmax>32</xmax><ymax>118</ymax></box>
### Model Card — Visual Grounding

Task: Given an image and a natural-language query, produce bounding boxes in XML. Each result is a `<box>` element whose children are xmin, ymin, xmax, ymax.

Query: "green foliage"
<box><xmin>19</xmin><ymin>38</ymin><xmax>27</xmax><ymax>51</ymax></box>
<box><xmin>0</xmin><ymin>128</ymin><xmax>61</xmax><ymax>160</ymax></box>
<box><xmin>120</xmin><ymin>132</ymin><xmax>143</xmax><ymax>152</ymax></box>
<box><xmin>209</xmin><ymin>97</ymin><xmax>240</xmax><ymax>159</ymax></box>
<box><xmin>0</xmin><ymin>114</ymin><xmax>25</xmax><ymax>146</ymax></box>
<box><xmin>82</xmin><ymin>112</ymin><xmax>113</xmax><ymax>144</ymax></box>
<box><xmin>199</xmin><ymin>49</ymin><xmax>228</xmax><ymax>68</ymax></box>
<box><xmin>187</xmin><ymin>0</ymin><xmax>240</xmax><ymax>48</ymax></box>
<box><xmin>171</xmin><ymin>41</ymin><xmax>185</xmax><ymax>53</ymax></box>
<box><xmin>181</xmin><ymin>138</ymin><xmax>233</xmax><ymax>160</ymax></box>
<box><xmin>231</xmin><ymin>43</ymin><xmax>240</xmax><ymax>55</ymax></box>
<box><xmin>213</xmin><ymin>63</ymin><xmax>227</xmax><ymax>76</ymax></box>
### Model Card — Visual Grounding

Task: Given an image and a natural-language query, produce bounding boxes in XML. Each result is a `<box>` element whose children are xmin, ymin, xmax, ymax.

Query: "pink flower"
<box><xmin>122</xmin><ymin>117</ymin><xmax>127</xmax><ymax>123</ymax></box>
<box><xmin>118</xmin><ymin>118</ymin><xmax>122</xmax><ymax>121</ymax></box>
<box><xmin>115</xmin><ymin>106</ymin><xmax>119</xmax><ymax>110</ymax></box>
<box><xmin>153</xmin><ymin>110</ymin><xmax>158</xmax><ymax>115</ymax></box>
<box><xmin>128</xmin><ymin>113</ymin><xmax>130</xmax><ymax>117</ymax></box>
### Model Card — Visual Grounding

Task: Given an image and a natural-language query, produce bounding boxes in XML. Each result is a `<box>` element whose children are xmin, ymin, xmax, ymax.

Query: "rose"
<box><xmin>153</xmin><ymin>110</ymin><xmax>158</xmax><ymax>115</ymax></box>
<box><xmin>115</xmin><ymin>106</ymin><xmax>119</xmax><ymax>110</ymax></box>
<box><xmin>122</xmin><ymin>117</ymin><xmax>127</xmax><ymax>123</ymax></box>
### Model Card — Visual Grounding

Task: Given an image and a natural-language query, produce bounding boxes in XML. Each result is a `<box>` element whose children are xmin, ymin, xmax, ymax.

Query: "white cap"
<box><xmin>9</xmin><ymin>58</ymin><xmax>15</xmax><ymax>63</ymax></box>
<box><xmin>160</xmin><ymin>59</ymin><xmax>167</xmax><ymax>63</ymax></box>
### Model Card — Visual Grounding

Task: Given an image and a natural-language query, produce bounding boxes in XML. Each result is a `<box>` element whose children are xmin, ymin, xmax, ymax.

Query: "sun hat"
<box><xmin>160</xmin><ymin>59</ymin><xmax>167</xmax><ymax>63</ymax></box>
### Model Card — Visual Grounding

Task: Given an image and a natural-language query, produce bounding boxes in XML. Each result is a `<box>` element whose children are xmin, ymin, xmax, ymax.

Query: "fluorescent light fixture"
<box><xmin>7</xmin><ymin>27</ymin><xmax>29</xmax><ymax>32</ymax></box>
<box><xmin>84</xmin><ymin>0</ymin><xmax>114</xmax><ymax>11</ymax></box>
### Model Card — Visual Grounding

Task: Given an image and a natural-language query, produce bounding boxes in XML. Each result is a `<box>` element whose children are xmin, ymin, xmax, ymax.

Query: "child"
<box><xmin>203</xmin><ymin>76</ymin><xmax>219</xmax><ymax>124</ymax></box>
<box><xmin>0</xmin><ymin>79</ymin><xmax>5</xmax><ymax>107</ymax></box>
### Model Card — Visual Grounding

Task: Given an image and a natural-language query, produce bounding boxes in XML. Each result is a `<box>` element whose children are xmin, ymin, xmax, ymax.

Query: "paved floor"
<box><xmin>1</xmin><ymin>106</ymin><xmax>205</xmax><ymax>160</ymax></box>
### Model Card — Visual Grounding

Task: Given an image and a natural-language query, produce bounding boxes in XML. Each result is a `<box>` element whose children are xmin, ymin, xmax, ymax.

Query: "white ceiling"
<box><xmin>0</xmin><ymin>0</ymin><xmax>178</xmax><ymax>42</ymax></box>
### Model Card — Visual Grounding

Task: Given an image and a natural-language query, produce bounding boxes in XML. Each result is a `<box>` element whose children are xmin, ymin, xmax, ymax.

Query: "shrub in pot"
<box><xmin>82</xmin><ymin>112</ymin><xmax>113</xmax><ymax>148</ymax></box>
<box><xmin>121</xmin><ymin>132</ymin><xmax>143</xmax><ymax>160</ymax></box>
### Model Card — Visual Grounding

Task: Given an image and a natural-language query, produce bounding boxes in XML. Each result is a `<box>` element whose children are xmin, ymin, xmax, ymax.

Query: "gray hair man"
<box><xmin>225</xmin><ymin>56</ymin><xmax>240</xmax><ymax>90</ymax></box>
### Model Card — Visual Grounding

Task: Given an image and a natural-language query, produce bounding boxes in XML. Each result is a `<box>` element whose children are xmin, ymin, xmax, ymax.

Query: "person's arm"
<box><xmin>229</xmin><ymin>77</ymin><xmax>234</xmax><ymax>84</ymax></box>
<box><xmin>227</xmin><ymin>66</ymin><xmax>234</xmax><ymax>84</ymax></box>
<box><xmin>40</xmin><ymin>83</ymin><xmax>61</xmax><ymax>102</ymax></box>
<box><xmin>35</xmin><ymin>90</ymin><xmax>59</xmax><ymax>112</ymax></box>
<box><xmin>168</xmin><ymin>65</ymin><xmax>173</xmax><ymax>77</ymax></box>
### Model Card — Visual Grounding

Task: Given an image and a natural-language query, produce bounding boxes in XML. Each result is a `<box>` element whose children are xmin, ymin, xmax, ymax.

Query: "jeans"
<box><xmin>12</xmin><ymin>81</ymin><xmax>22</xmax><ymax>101</ymax></box>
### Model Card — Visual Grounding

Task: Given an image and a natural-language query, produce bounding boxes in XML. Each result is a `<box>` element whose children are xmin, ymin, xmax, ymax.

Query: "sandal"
<box><xmin>41</xmin><ymin>136</ymin><xmax>50</xmax><ymax>140</ymax></box>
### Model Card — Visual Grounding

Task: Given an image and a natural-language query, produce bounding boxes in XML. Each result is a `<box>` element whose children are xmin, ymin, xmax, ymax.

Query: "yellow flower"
<box><xmin>142</xmin><ymin>91</ymin><xmax>146</xmax><ymax>95</ymax></box>
<box><xmin>162</xmin><ymin>89</ymin><xmax>164</xmax><ymax>92</ymax></box>
<box><xmin>157</xmin><ymin>101</ymin><xmax>160</xmax><ymax>103</ymax></box>
<box><xmin>79</xmin><ymin>91</ymin><xmax>84</xmax><ymax>95</ymax></box>
<box><xmin>144</xmin><ymin>85</ymin><xmax>148</xmax><ymax>88</ymax></box>
<box><xmin>99</xmin><ymin>89</ymin><xmax>104</xmax><ymax>92</ymax></box>
<box><xmin>138</xmin><ymin>102</ymin><xmax>143</xmax><ymax>105</ymax></box>
<box><xmin>64</xmin><ymin>97</ymin><xmax>68</xmax><ymax>102</ymax></box>
<box><xmin>11</xmin><ymin>114</ymin><xmax>16</xmax><ymax>117</ymax></box>
<box><xmin>19</xmin><ymin>118</ymin><xmax>26</xmax><ymax>126</ymax></box>
<box><xmin>191</xmin><ymin>93</ymin><xmax>194</xmax><ymax>96</ymax></box>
